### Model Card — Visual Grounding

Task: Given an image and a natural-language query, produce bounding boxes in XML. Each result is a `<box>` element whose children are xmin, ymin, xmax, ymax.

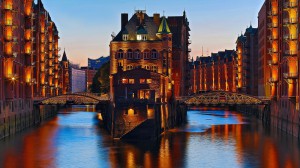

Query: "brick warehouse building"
<box><xmin>260</xmin><ymin>0</ymin><xmax>300</xmax><ymax>137</ymax></box>
<box><xmin>110</xmin><ymin>10</ymin><xmax>191</xmax><ymax>99</ymax></box>
<box><xmin>235</xmin><ymin>26</ymin><xmax>259</xmax><ymax>96</ymax></box>
<box><xmin>190</xmin><ymin>50</ymin><xmax>237</xmax><ymax>94</ymax></box>
<box><xmin>109</xmin><ymin>10</ymin><xmax>189</xmax><ymax>138</ymax></box>
<box><xmin>0</xmin><ymin>0</ymin><xmax>66</xmax><ymax>137</ymax></box>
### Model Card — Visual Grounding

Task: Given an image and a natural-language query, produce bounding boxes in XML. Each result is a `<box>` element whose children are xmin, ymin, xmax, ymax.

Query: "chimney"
<box><xmin>121</xmin><ymin>13</ymin><xmax>128</xmax><ymax>29</ymax></box>
<box><xmin>153</xmin><ymin>13</ymin><xmax>160</xmax><ymax>26</ymax></box>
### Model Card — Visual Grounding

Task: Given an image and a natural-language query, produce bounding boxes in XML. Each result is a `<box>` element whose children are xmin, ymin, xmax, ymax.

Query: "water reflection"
<box><xmin>0</xmin><ymin>106</ymin><xmax>299</xmax><ymax>168</ymax></box>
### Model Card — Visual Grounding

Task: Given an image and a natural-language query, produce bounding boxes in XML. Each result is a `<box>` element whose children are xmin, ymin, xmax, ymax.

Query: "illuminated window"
<box><xmin>129</xmin><ymin>79</ymin><xmax>135</xmax><ymax>84</ymax></box>
<box><xmin>127</xmin><ymin>49</ymin><xmax>133</xmax><ymax>59</ymax></box>
<box><xmin>122</xmin><ymin>79</ymin><xmax>128</xmax><ymax>84</ymax></box>
<box><xmin>137</xmin><ymin>35</ymin><xmax>142</xmax><ymax>41</ymax></box>
<box><xmin>127</xmin><ymin>65</ymin><xmax>133</xmax><ymax>70</ymax></box>
<box><xmin>123</xmin><ymin>34</ymin><xmax>128</xmax><ymax>41</ymax></box>
<box><xmin>134</xmin><ymin>50</ymin><xmax>141</xmax><ymax>59</ymax></box>
<box><xmin>143</xmin><ymin>50</ymin><xmax>150</xmax><ymax>59</ymax></box>
<box><xmin>151</xmin><ymin>66</ymin><xmax>158</xmax><ymax>72</ymax></box>
<box><xmin>126</xmin><ymin>108</ymin><xmax>137</xmax><ymax>115</ymax></box>
<box><xmin>146</xmin><ymin>79</ymin><xmax>152</xmax><ymax>84</ymax></box>
<box><xmin>140</xmin><ymin>79</ymin><xmax>146</xmax><ymax>84</ymax></box>
<box><xmin>143</xmin><ymin>35</ymin><xmax>147</xmax><ymax>41</ymax></box>
<box><xmin>151</xmin><ymin>49</ymin><xmax>158</xmax><ymax>59</ymax></box>
<box><xmin>137</xmin><ymin>34</ymin><xmax>147</xmax><ymax>41</ymax></box>
<box><xmin>144</xmin><ymin>65</ymin><xmax>150</xmax><ymax>70</ymax></box>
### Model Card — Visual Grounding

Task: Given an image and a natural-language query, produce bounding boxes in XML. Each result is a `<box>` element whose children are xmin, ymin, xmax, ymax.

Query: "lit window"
<box><xmin>143</xmin><ymin>35</ymin><xmax>147</xmax><ymax>41</ymax></box>
<box><xmin>140</xmin><ymin>79</ymin><xmax>146</xmax><ymax>84</ymax></box>
<box><xmin>146</xmin><ymin>79</ymin><xmax>152</xmax><ymax>84</ymax></box>
<box><xmin>123</xmin><ymin>34</ymin><xmax>128</xmax><ymax>41</ymax></box>
<box><xmin>152</xmin><ymin>66</ymin><xmax>158</xmax><ymax>72</ymax></box>
<box><xmin>127</xmin><ymin>65</ymin><xmax>133</xmax><ymax>70</ymax></box>
<box><xmin>129</xmin><ymin>79</ymin><xmax>135</xmax><ymax>84</ymax></box>
<box><xmin>122</xmin><ymin>79</ymin><xmax>128</xmax><ymax>84</ymax></box>
<box><xmin>137</xmin><ymin>35</ymin><xmax>142</xmax><ymax>41</ymax></box>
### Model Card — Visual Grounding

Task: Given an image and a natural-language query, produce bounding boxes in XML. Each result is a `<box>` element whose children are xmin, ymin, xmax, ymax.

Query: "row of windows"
<box><xmin>123</xmin><ymin>35</ymin><xmax>148</xmax><ymax>41</ymax></box>
<box><xmin>122</xmin><ymin>78</ymin><xmax>152</xmax><ymax>84</ymax></box>
<box><xmin>126</xmin><ymin>65</ymin><xmax>158</xmax><ymax>72</ymax></box>
<box><xmin>116</xmin><ymin>49</ymin><xmax>159</xmax><ymax>59</ymax></box>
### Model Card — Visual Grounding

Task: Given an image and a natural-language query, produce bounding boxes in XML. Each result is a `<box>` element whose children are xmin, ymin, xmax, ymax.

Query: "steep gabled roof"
<box><xmin>112</xmin><ymin>12</ymin><xmax>161</xmax><ymax>41</ymax></box>
<box><xmin>62</xmin><ymin>50</ymin><xmax>68</xmax><ymax>62</ymax></box>
<box><xmin>137</xmin><ymin>25</ymin><xmax>148</xmax><ymax>34</ymax></box>
<box><xmin>157</xmin><ymin>16</ymin><xmax>171</xmax><ymax>34</ymax></box>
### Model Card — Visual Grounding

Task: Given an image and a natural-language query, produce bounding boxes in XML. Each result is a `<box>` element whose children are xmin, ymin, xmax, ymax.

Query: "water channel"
<box><xmin>0</xmin><ymin>105</ymin><xmax>299</xmax><ymax>168</ymax></box>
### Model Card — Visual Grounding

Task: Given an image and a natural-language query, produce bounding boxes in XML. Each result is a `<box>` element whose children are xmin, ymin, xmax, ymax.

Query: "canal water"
<box><xmin>0</xmin><ymin>106</ymin><xmax>299</xmax><ymax>168</ymax></box>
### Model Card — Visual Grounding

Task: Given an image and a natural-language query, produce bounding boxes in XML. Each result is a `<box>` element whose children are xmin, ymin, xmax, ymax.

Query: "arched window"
<box><xmin>151</xmin><ymin>49</ymin><xmax>158</xmax><ymax>59</ymax></box>
<box><xmin>134</xmin><ymin>50</ymin><xmax>141</xmax><ymax>59</ymax></box>
<box><xmin>117</xmin><ymin>49</ymin><xmax>124</xmax><ymax>59</ymax></box>
<box><xmin>127</xmin><ymin>49</ymin><xmax>133</xmax><ymax>59</ymax></box>
<box><xmin>127</xmin><ymin>65</ymin><xmax>133</xmax><ymax>70</ymax></box>
<box><xmin>151</xmin><ymin>66</ymin><xmax>158</xmax><ymax>72</ymax></box>
<box><xmin>143</xmin><ymin>50</ymin><xmax>150</xmax><ymax>60</ymax></box>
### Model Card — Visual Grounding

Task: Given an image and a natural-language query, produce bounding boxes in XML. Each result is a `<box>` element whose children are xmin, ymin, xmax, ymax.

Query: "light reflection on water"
<box><xmin>0</xmin><ymin>106</ymin><xmax>299</xmax><ymax>168</ymax></box>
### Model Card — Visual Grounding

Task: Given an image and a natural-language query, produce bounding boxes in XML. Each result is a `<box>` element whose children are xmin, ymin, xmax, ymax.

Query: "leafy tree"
<box><xmin>90</xmin><ymin>61</ymin><xmax>110</xmax><ymax>94</ymax></box>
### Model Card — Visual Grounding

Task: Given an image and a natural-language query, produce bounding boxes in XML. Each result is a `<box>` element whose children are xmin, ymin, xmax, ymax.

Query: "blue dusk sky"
<box><xmin>41</xmin><ymin>0</ymin><xmax>264</xmax><ymax>66</ymax></box>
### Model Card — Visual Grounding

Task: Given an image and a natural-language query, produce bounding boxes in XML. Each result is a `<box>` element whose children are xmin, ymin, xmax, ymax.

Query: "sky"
<box><xmin>41</xmin><ymin>0</ymin><xmax>265</xmax><ymax>66</ymax></box>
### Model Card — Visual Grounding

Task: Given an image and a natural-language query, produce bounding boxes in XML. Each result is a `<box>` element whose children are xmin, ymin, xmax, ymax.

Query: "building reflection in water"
<box><xmin>0</xmin><ymin>107</ymin><xmax>299</xmax><ymax>168</ymax></box>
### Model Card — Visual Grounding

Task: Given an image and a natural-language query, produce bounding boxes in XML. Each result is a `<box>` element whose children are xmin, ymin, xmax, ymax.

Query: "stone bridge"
<box><xmin>35</xmin><ymin>92</ymin><xmax>110</xmax><ymax>105</ymax></box>
<box><xmin>177</xmin><ymin>91</ymin><xmax>270</xmax><ymax>106</ymax></box>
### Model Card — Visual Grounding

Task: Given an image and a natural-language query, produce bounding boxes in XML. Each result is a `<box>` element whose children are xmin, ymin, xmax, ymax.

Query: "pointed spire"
<box><xmin>157</xmin><ymin>16</ymin><xmax>171</xmax><ymax>34</ymax></box>
<box><xmin>62</xmin><ymin>49</ymin><xmax>68</xmax><ymax>62</ymax></box>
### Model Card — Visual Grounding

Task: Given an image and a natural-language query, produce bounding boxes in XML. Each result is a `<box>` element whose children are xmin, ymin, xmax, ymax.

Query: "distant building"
<box><xmin>81</xmin><ymin>67</ymin><xmax>97</xmax><ymax>92</ymax></box>
<box><xmin>61</xmin><ymin>50</ymin><xmax>70</xmax><ymax>94</ymax></box>
<box><xmin>190</xmin><ymin>50</ymin><xmax>237</xmax><ymax>94</ymax></box>
<box><xmin>236</xmin><ymin>26</ymin><xmax>259</xmax><ymax>96</ymax></box>
<box><xmin>88</xmin><ymin>56</ymin><xmax>110</xmax><ymax>69</ymax></box>
<box><xmin>70</xmin><ymin>68</ymin><xmax>86</xmax><ymax>93</ymax></box>
<box><xmin>258</xmin><ymin>2</ymin><xmax>270</xmax><ymax>97</ymax></box>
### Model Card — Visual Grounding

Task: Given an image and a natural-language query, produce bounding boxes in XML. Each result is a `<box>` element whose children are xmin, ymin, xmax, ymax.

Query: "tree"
<box><xmin>90</xmin><ymin>61</ymin><xmax>110</xmax><ymax>94</ymax></box>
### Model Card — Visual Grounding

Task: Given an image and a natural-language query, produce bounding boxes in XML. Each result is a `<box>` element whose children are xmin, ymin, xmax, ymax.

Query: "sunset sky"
<box><xmin>42</xmin><ymin>0</ymin><xmax>264</xmax><ymax>66</ymax></box>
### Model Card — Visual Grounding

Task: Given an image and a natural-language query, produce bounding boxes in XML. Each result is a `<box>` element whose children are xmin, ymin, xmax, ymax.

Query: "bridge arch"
<box><xmin>38</xmin><ymin>93</ymin><xmax>109</xmax><ymax>105</ymax></box>
<box><xmin>180</xmin><ymin>91</ymin><xmax>265</xmax><ymax>106</ymax></box>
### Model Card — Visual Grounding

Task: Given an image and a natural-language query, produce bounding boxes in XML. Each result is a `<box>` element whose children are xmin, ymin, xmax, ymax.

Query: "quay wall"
<box><xmin>0</xmin><ymin>100</ymin><xmax>58</xmax><ymax>140</ymax></box>
<box><xmin>100</xmin><ymin>101</ymin><xmax>187</xmax><ymax>140</ymax></box>
<box><xmin>236</xmin><ymin>102</ymin><xmax>300</xmax><ymax>139</ymax></box>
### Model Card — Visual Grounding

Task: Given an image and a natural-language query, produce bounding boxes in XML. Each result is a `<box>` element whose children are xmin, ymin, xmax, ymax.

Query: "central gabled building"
<box><xmin>109</xmin><ymin>11</ymin><xmax>189</xmax><ymax>139</ymax></box>
<box><xmin>110</xmin><ymin>10</ymin><xmax>190</xmax><ymax>101</ymax></box>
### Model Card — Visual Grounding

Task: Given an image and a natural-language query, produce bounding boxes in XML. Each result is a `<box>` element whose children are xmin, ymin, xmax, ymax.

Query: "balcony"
<box><xmin>268</xmin><ymin>10</ymin><xmax>277</xmax><ymax>17</ymax></box>
<box><xmin>267</xmin><ymin>23</ymin><xmax>278</xmax><ymax>28</ymax></box>
<box><xmin>188</xmin><ymin>48</ymin><xmax>191</xmax><ymax>52</ymax></box>
<box><xmin>284</xmin><ymin>50</ymin><xmax>297</xmax><ymax>56</ymax></box>
<box><xmin>283</xmin><ymin>73</ymin><xmax>298</xmax><ymax>79</ymax></box>
<box><xmin>283</xmin><ymin>18</ymin><xmax>297</xmax><ymax>25</ymax></box>
<box><xmin>268</xmin><ymin>35</ymin><xmax>278</xmax><ymax>41</ymax></box>
<box><xmin>283</xmin><ymin>34</ymin><xmax>297</xmax><ymax>41</ymax></box>
<box><xmin>268</xmin><ymin>48</ymin><xmax>278</xmax><ymax>54</ymax></box>
<box><xmin>268</xmin><ymin>60</ymin><xmax>278</xmax><ymax>66</ymax></box>
<box><xmin>284</xmin><ymin>2</ymin><xmax>298</xmax><ymax>9</ymax></box>
<box><xmin>3</xmin><ymin>3</ymin><xmax>13</xmax><ymax>10</ymax></box>
<box><xmin>4</xmin><ymin>20</ymin><xmax>13</xmax><ymax>26</ymax></box>
<box><xmin>269</xmin><ymin>78</ymin><xmax>278</xmax><ymax>83</ymax></box>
